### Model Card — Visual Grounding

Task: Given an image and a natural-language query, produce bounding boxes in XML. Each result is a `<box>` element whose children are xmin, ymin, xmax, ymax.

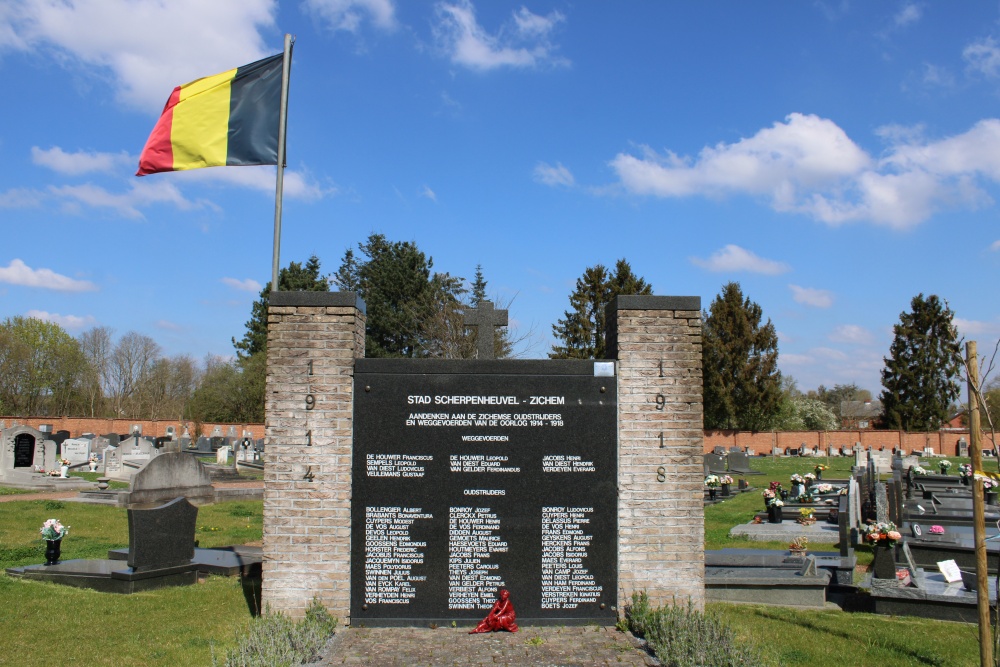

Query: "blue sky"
<box><xmin>1</xmin><ymin>1</ymin><xmax>998</xmax><ymax>394</ymax></box>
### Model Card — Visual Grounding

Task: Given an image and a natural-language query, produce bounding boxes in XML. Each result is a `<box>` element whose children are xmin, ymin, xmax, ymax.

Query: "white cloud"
<box><xmin>922</xmin><ymin>63</ymin><xmax>955</xmax><ymax>87</ymax></box>
<box><xmin>964</xmin><ymin>37</ymin><xmax>1000</xmax><ymax>78</ymax></box>
<box><xmin>434</xmin><ymin>0</ymin><xmax>567</xmax><ymax>71</ymax></box>
<box><xmin>303</xmin><ymin>0</ymin><xmax>396</xmax><ymax>32</ymax></box>
<box><xmin>0</xmin><ymin>259</ymin><xmax>97</xmax><ymax>292</ymax></box>
<box><xmin>0</xmin><ymin>0</ymin><xmax>277</xmax><ymax>113</ymax></box>
<box><xmin>32</xmin><ymin>146</ymin><xmax>131</xmax><ymax>175</ymax></box>
<box><xmin>829</xmin><ymin>324</ymin><xmax>874</xmax><ymax>345</ymax></box>
<box><xmin>954</xmin><ymin>318</ymin><xmax>1000</xmax><ymax>337</ymax></box>
<box><xmin>690</xmin><ymin>245</ymin><xmax>790</xmax><ymax>275</ymax></box>
<box><xmin>154</xmin><ymin>319</ymin><xmax>185</xmax><ymax>332</ymax></box>
<box><xmin>25</xmin><ymin>310</ymin><xmax>96</xmax><ymax>330</ymax></box>
<box><xmin>0</xmin><ymin>187</ymin><xmax>44</xmax><ymax>208</ymax></box>
<box><xmin>789</xmin><ymin>284</ymin><xmax>833</xmax><ymax>308</ymax></box>
<box><xmin>533</xmin><ymin>162</ymin><xmax>575</xmax><ymax>187</ymax></box>
<box><xmin>49</xmin><ymin>180</ymin><xmax>205</xmax><ymax>219</ymax></box>
<box><xmin>894</xmin><ymin>4</ymin><xmax>922</xmax><ymax>27</ymax></box>
<box><xmin>990</xmin><ymin>240</ymin><xmax>1000</xmax><ymax>251</ymax></box>
<box><xmin>611</xmin><ymin>113</ymin><xmax>1000</xmax><ymax>229</ymax></box>
<box><xmin>420</xmin><ymin>185</ymin><xmax>437</xmax><ymax>202</ymax></box>
<box><xmin>173</xmin><ymin>166</ymin><xmax>334</xmax><ymax>201</ymax></box>
<box><xmin>221</xmin><ymin>277</ymin><xmax>262</xmax><ymax>293</ymax></box>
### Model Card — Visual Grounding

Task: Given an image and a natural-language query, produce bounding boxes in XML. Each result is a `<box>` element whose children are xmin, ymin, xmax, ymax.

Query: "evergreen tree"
<box><xmin>470</xmin><ymin>264</ymin><xmax>488</xmax><ymax>307</ymax></box>
<box><xmin>332</xmin><ymin>248</ymin><xmax>360</xmax><ymax>292</ymax></box>
<box><xmin>880</xmin><ymin>293</ymin><xmax>961</xmax><ymax>431</ymax></box>
<box><xmin>550</xmin><ymin>259</ymin><xmax>652</xmax><ymax>359</ymax></box>
<box><xmin>232</xmin><ymin>255</ymin><xmax>329</xmax><ymax>360</ymax></box>
<box><xmin>702</xmin><ymin>282</ymin><xmax>781</xmax><ymax>431</ymax></box>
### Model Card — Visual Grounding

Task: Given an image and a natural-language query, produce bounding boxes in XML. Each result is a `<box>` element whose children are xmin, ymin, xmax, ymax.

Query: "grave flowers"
<box><xmin>788</xmin><ymin>536</ymin><xmax>808</xmax><ymax>555</ymax></box>
<box><xmin>814</xmin><ymin>483</ymin><xmax>834</xmax><ymax>494</ymax></box>
<box><xmin>862</xmin><ymin>520</ymin><xmax>901</xmax><ymax>579</ymax></box>
<box><xmin>797</xmin><ymin>508</ymin><xmax>816</xmax><ymax>526</ymax></box>
<box><xmin>40</xmin><ymin>518</ymin><xmax>69</xmax><ymax>566</ymax></box>
<box><xmin>938</xmin><ymin>459</ymin><xmax>952</xmax><ymax>475</ymax></box>
<box><xmin>767</xmin><ymin>499</ymin><xmax>784</xmax><ymax>524</ymax></box>
<box><xmin>813</xmin><ymin>464</ymin><xmax>828</xmax><ymax>480</ymax></box>
<box><xmin>789</xmin><ymin>474</ymin><xmax>806</xmax><ymax>497</ymax></box>
<box><xmin>762</xmin><ymin>488</ymin><xmax>777</xmax><ymax>510</ymax></box>
<box><xmin>719</xmin><ymin>474</ymin><xmax>734</xmax><ymax>497</ymax></box>
<box><xmin>803</xmin><ymin>472</ymin><xmax>816</xmax><ymax>487</ymax></box>
<box><xmin>959</xmin><ymin>463</ymin><xmax>972</xmax><ymax>485</ymax></box>
<box><xmin>911</xmin><ymin>465</ymin><xmax>929</xmax><ymax>476</ymax></box>
<box><xmin>975</xmin><ymin>473</ymin><xmax>999</xmax><ymax>505</ymax></box>
<box><xmin>704</xmin><ymin>475</ymin><xmax>721</xmax><ymax>500</ymax></box>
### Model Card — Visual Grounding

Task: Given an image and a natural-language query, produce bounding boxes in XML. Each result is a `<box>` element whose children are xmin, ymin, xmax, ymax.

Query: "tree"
<box><xmin>107</xmin><ymin>331</ymin><xmax>161</xmax><ymax>419</ymax></box>
<box><xmin>185</xmin><ymin>354</ymin><xmax>265</xmax><ymax>423</ymax></box>
<box><xmin>806</xmin><ymin>383</ymin><xmax>872</xmax><ymax>421</ymax></box>
<box><xmin>880</xmin><ymin>293</ymin><xmax>961</xmax><ymax>431</ymax></box>
<box><xmin>233</xmin><ymin>255</ymin><xmax>330</xmax><ymax>360</ymax></box>
<box><xmin>550</xmin><ymin>259</ymin><xmax>652</xmax><ymax>359</ymax></box>
<box><xmin>78</xmin><ymin>326</ymin><xmax>114</xmax><ymax>417</ymax></box>
<box><xmin>702</xmin><ymin>282</ymin><xmax>782</xmax><ymax>431</ymax></box>
<box><xmin>0</xmin><ymin>317</ymin><xmax>87</xmax><ymax>416</ymax></box>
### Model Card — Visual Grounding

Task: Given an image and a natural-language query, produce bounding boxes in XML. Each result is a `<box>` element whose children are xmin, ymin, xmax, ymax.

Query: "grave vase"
<box><xmin>721</xmin><ymin>483</ymin><xmax>731</xmax><ymax>497</ymax></box>
<box><xmin>708</xmin><ymin>488</ymin><xmax>717</xmax><ymax>501</ymax></box>
<box><xmin>44</xmin><ymin>539</ymin><xmax>61</xmax><ymax>566</ymax></box>
<box><xmin>779</xmin><ymin>489</ymin><xmax>789</xmax><ymax>501</ymax></box>
<box><xmin>872</xmin><ymin>544</ymin><xmax>896</xmax><ymax>579</ymax></box>
<box><xmin>816</xmin><ymin>470</ymin><xmax>823</xmax><ymax>481</ymax></box>
<box><xmin>59</xmin><ymin>465</ymin><xmax>68</xmax><ymax>479</ymax></box>
<box><xmin>987</xmin><ymin>491</ymin><xmax>998</xmax><ymax>506</ymax></box>
<box><xmin>88</xmin><ymin>460</ymin><xmax>98</xmax><ymax>472</ymax></box>
<box><xmin>767</xmin><ymin>504</ymin><xmax>783</xmax><ymax>524</ymax></box>
<box><xmin>939</xmin><ymin>465</ymin><xmax>949</xmax><ymax>475</ymax></box>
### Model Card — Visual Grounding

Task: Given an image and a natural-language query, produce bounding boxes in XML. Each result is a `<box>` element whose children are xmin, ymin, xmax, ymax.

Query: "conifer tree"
<box><xmin>702</xmin><ymin>282</ymin><xmax>781</xmax><ymax>431</ymax></box>
<box><xmin>880</xmin><ymin>293</ymin><xmax>961</xmax><ymax>431</ymax></box>
<box><xmin>550</xmin><ymin>259</ymin><xmax>651</xmax><ymax>359</ymax></box>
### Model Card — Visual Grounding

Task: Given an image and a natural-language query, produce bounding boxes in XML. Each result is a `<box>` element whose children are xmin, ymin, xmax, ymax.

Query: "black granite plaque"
<box><xmin>14</xmin><ymin>433</ymin><xmax>35</xmax><ymax>468</ymax></box>
<box><xmin>351</xmin><ymin>359</ymin><xmax>617</xmax><ymax>626</ymax></box>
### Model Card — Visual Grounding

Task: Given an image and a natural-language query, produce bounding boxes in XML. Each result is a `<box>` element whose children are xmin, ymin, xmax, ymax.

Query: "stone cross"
<box><xmin>463</xmin><ymin>300</ymin><xmax>508</xmax><ymax>360</ymax></box>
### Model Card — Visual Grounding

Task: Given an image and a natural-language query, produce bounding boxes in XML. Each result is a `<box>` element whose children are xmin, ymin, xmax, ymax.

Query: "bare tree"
<box><xmin>108</xmin><ymin>331</ymin><xmax>161</xmax><ymax>418</ymax></box>
<box><xmin>78</xmin><ymin>326</ymin><xmax>114</xmax><ymax>417</ymax></box>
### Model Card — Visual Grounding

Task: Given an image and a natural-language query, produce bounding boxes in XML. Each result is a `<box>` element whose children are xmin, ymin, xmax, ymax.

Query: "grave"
<box><xmin>704</xmin><ymin>453</ymin><xmax>727</xmax><ymax>474</ymax></box>
<box><xmin>0</xmin><ymin>425</ymin><xmax>58</xmax><ymax>484</ymax></box>
<box><xmin>263</xmin><ymin>291</ymin><xmax>704</xmax><ymax>623</ymax></box>
<box><xmin>728</xmin><ymin>451</ymin><xmax>763</xmax><ymax>476</ymax></box>
<box><xmin>60</xmin><ymin>438</ymin><xmax>91</xmax><ymax>466</ymax></box>
<box><xmin>6</xmin><ymin>497</ymin><xmax>200</xmax><ymax>593</ymax></box>
<box><xmin>102</xmin><ymin>436</ymin><xmax>159</xmax><ymax>481</ymax></box>
<box><xmin>80</xmin><ymin>452</ymin><xmax>216</xmax><ymax>507</ymax></box>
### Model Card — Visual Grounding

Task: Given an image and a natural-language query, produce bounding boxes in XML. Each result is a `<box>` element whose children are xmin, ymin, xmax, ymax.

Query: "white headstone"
<box><xmin>216</xmin><ymin>446</ymin><xmax>230</xmax><ymax>465</ymax></box>
<box><xmin>60</xmin><ymin>438</ymin><xmax>91</xmax><ymax>465</ymax></box>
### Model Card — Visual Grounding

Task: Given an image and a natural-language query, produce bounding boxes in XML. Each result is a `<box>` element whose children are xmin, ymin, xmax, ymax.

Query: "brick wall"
<box><xmin>704</xmin><ymin>429</ymin><xmax>990</xmax><ymax>456</ymax></box>
<box><xmin>263</xmin><ymin>292</ymin><xmax>365</xmax><ymax>620</ymax></box>
<box><xmin>607</xmin><ymin>295</ymin><xmax>704</xmax><ymax>611</ymax></box>
<box><xmin>0</xmin><ymin>416</ymin><xmax>262</xmax><ymax>439</ymax></box>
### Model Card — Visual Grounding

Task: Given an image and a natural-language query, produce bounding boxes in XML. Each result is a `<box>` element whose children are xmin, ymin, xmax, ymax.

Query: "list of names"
<box><xmin>540</xmin><ymin>506</ymin><xmax>602</xmax><ymax>609</ymax></box>
<box><xmin>364</xmin><ymin>506</ymin><xmax>433</xmax><ymax>604</ymax></box>
<box><xmin>447</xmin><ymin>506</ymin><xmax>508</xmax><ymax>610</ymax></box>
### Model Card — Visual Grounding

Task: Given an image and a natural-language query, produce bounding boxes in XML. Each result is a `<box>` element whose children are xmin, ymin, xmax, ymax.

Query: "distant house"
<box><xmin>943</xmin><ymin>411</ymin><xmax>966</xmax><ymax>429</ymax></box>
<box><xmin>841</xmin><ymin>400</ymin><xmax>882</xmax><ymax>430</ymax></box>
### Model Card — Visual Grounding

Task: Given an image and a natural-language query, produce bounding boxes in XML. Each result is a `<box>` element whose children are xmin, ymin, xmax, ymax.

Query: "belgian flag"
<box><xmin>137</xmin><ymin>53</ymin><xmax>284</xmax><ymax>176</ymax></box>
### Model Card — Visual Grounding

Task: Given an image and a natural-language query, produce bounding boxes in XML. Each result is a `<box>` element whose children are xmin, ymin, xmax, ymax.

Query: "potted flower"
<box><xmin>704</xmin><ymin>474</ymin><xmax>721</xmax><ymax>500</ymax></box>
<box><xmin>39</xmin><ymin>518</ymin><xmax>69</xmax><ymax>565</ymax></box>
<box><xmin>797</xmin><ymin>508</ymin><xmax>816</xmax><ymax>526</ymax></box>
<box><xmin>814</xmin><ymin>483</ymin><xmax>834</xmax><ymax>494</ymax></box>
<box><xmin>789</xmin><ymin>535</ymin><xmax>809</xmax><ymax>556</ymax></box>
<box><xmin>720</xmin><ymin>474</ymin><xmax>734</xmax><ymax>497</ymax></box>
<box><xmin>790</xmin><ymin>473</ymin><xmax>806</xmax><ymax>497</ymax></box>
<box><xmin>58</xmin><ymin>458</ymin><xmax>71</xmax><ymax>478</ymax></box>
<box><xmin>762</xmin><ymin>488</ymin><xmax>776</xmax><ymax>510</ymax></box>
<box><xmin>959</xmin><ymin>463</ymin><xmax>972</xmax><ymax>485</ymax></box>
<box><xmin>861</xmin><ymin>520</ymin><xmax>902</xmax><ymax>579</ymax></box>
<box><xmin>88</xmin><ymin>454</ymin><xmax>99</xmax><ymax>472</ymax></box>
<box><xmin>767</xmin><ymin>498</ymin><xmax>784</xmax><ymax>524</ymax></box>
<box><xmin>912</xmin><ymin>465</ymin><xmax>929</xmax><ymax>476</ymax></box>
<box><xmin>814</xmin><ymin>464</ymin><xmax>828</xmax><ymax>480</ymax></box>
<box><xmin>976</xmin><ymin>473</ymin><xmax>999</xmax><ymax>505</ymax></box>
<box><xmin>939</xmin><ymin>459</ymin><xmax>952</xmax><ymax>475</ymax></box>
<box><xmin>803</xmin><ymin>472</ymin><xmax>816</xmax><ymax>488</ymax></box>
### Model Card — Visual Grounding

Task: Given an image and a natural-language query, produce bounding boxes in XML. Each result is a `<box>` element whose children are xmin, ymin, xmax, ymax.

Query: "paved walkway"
<box><xmin>318</xmin><ymin>626</ymin><xmax>658</xmax><ymax>666</ymax></box>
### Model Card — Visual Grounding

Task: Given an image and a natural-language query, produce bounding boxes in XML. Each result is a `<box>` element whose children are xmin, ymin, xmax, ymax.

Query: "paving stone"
<box><xmin>318</xmin><ymin>626</ymin><xmax>657</xmax><ymax>666</ymax></box>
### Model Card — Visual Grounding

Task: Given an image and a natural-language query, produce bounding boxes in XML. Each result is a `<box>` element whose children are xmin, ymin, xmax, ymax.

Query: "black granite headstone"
<box><xmin>102</xmin><ymin>433</ymin><xmax>120</xmax><ymax>448</ymax></box>
<box><xmin>351</xmin><ymin>359</ymin><xmax>617</xmax><ymax>626</ymax></box>
<box><xmin>127</xmin><ymin>497</ymin><xmax>197</xmax><ymax>571</ymax></box>
<box><xmin>13</xmin><ymin>433</ymin><xmax>35</xmax><ymax>468</ymax></box>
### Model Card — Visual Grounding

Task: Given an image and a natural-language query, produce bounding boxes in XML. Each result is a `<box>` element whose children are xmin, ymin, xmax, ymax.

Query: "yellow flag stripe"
<box><xmin>170</xmin><ymin>68</ymin><xmax>238</xmax><ymax>170</ymax></box>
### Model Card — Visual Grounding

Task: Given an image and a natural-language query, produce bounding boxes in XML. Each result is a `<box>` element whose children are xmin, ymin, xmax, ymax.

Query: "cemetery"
<box><xmin>0</xmin><ymin>294</ymin><xmax>992</xmax><ymax>666</ymax></box>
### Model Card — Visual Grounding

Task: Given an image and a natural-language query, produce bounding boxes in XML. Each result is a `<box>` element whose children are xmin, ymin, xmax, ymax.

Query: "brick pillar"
<box><xmin>606</xmin><ymin>295</ymin><xmax>704</xmax><ymax>610</ymax></box>
<box><xmin>263</xmin><ymin>292</ymin><xmax>365</xmax><ymax>619</ymax></box>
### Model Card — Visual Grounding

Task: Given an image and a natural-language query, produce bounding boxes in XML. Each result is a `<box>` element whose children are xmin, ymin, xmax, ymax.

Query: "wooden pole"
<box><xmin>967</xmin><ymin>341</ymin><xmax>992</xmax><ymax>667</ymax></box>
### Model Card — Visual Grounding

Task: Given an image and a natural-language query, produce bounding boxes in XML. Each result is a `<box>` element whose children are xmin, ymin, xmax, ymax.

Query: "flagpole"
<box><xmin>271</xmin><ymin>33</ymin><xmax>294</xmax><ymax>292</ymax></box>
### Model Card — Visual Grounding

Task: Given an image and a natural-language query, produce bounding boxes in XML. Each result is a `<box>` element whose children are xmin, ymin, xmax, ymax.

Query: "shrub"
<box><xmin>214</xmin><ymin>598</ymin><xmax>337</xmax><ymax>667</ymax></box>
<box><xmin>624</xmin><ymin>592</ymin><xmax>762</xmax><ymax>667</ymax></box>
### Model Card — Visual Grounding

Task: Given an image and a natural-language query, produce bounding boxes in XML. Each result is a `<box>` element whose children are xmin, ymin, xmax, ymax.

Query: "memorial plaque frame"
<box><xmin>351</xmin><ymin>358</ymin><xmax>618</xmax><ymax>626</ymax></box>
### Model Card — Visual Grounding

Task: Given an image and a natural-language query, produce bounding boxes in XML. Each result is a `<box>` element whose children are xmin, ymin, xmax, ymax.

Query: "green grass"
<box><xmin>710</xmin><ymin>603</ymin><xmax>981</xmax><ymax>667</ymax></box>
<box><xmin>0</xmin><ymin>486</ymin><xmax>36</xmax><ymax>495</ymax></box>
<box><xmin>0</xmin><ymin>498</ymin><xmax>265</xmax><ymax>666</ymax></box>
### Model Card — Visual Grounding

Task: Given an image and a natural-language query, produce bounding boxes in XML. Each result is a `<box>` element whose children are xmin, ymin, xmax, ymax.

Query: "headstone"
<box><xmin>729</xmin><ymin>446</ymin><xmax>741</xmax><ymax>454</ymax></box>
<box><xmin>52</xmin><ymin>430</ymin><xmax>71</xmax><ymax>449</ymax></box>
<box><xmin>0</xmin><ymin>426</ymin><xmax>48</xmax><ymax>483</ymax></box>
<box><xmin>227</xmin><ymin>426</ymin><xmax>238</xmax><ymax>439</ymax></box>
<box><xmin>209</xmin><ymin>436</ymin><xmax>225</xmax><ymax>451</ymax></box>
<box><xmin>772</xmin><ymin>447</ymin><xmax>783</xmax><ymax>456</ymax></box>
<box><xmin>462</xmin><ymin>300</ymin><xmax>508</xmax><ymax>360</ymax></box>
<box><xmin>838</xmin><ymin>496</ymin><xmax>851</xmax><ymax>557</ymax></box>
<box><xmin>216</xmin><ymin>446</ymin><xmax>230</xmax><ymax>465</ymax></box>
<box><xmin>210</xmin><ymin>426</ymin><xmax>223</xmax><ymax>438</ymax></box>
<box><xmin>704</xmin><ymin>453</ymin><xmax>726</xmax><ymax>472</ymax></box>
<box><xmin>127</xmin><ymin>454</ymin><xmax>215</xmax><ymax>506</ymax></box>
<box><xmin>104</xmin><ymin>446</ymin><xmax>122</xmax><ymax>477</ymax></box>
<box><xmin>101</xmin><ymin>433</ymin><xmax>120</xmax><ymax>448</ymax></box>
<box><xmin>958</xmin><ymin>438</ymin><xmax>968</xmax><ymax>457</ymax></box>
<box><xmin>165</xmin><ymin>426</ymin><xmax>176</xmax><ymax>439</ymax></box>
<box><xmin>127</xmin><ymin>497</ymin><xmax>198</xmax><ymax>571</ymax></box>
<box><xmin>195</xmin><ymin>437</ymin><xmax>211</xmax><ymax>453</ymax></box>
<box><xmin>848</xmin><ymin>477</ymin><xmax>860</xmax><ymax>545</ymax></box>
<box><xmin>713</xmin><ymin>446</ymin><xmax>726</xmax><ymax>455</ymax></box>
<box><xmin>60</xmin><ymin>438</ymin><xmax>91</xmax><ymax>465</ymax></box>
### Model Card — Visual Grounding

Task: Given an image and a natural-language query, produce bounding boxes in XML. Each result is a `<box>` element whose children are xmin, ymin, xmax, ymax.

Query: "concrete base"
<box><xmin>706</xmin><ymin>565</ymin><xmax>831</xmax><ymax>608</ymax></box>
<box><xmin>729</xmin><ymin>520</ymin><xmax>841</xmax><ymax>543</ymax></box>
<box><xmin>866</xmin><ymin>569</ymin><xmax>997</xmax><ymax>623</ymax></box>
<box><xmin>6</xmin><ymin>558</ymin><xmax>198</xmax><ymax>594</ymax></box>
